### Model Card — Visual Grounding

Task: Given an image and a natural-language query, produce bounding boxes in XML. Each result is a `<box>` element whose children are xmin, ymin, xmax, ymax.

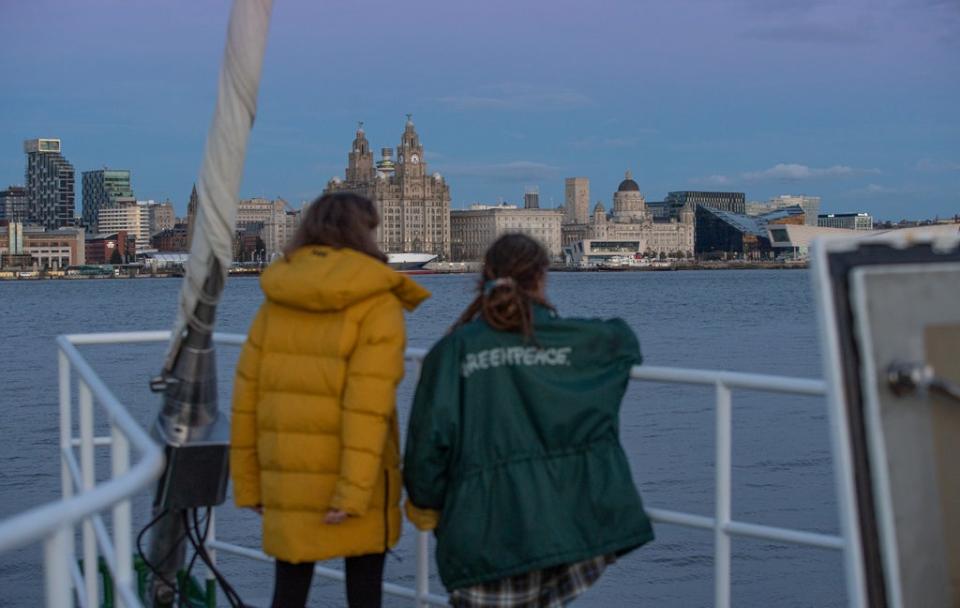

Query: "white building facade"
<box><xmin>451</xmin><ymin>204</ymin><xmax>564</xmax><ymax>261</ymax></box>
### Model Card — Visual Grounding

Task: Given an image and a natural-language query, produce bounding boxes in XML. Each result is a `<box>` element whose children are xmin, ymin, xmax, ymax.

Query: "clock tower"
<box><xmin>396</xmin><ymin>114</ymin><xmax>425</xmax><ymax>179</ymax></box>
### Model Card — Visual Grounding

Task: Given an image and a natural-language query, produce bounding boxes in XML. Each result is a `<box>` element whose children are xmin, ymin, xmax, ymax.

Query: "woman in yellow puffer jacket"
<box><xmin>230</xmin><ymin>193</ymin><xmax>430</xmax><ymax>607</ymax></box>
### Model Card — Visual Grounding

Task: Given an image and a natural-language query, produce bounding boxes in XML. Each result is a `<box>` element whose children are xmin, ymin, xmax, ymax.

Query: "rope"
<box><xmin>165</xmin><ymin>0</ymin><xmax>274</xmax><ymax>369</ymax></box>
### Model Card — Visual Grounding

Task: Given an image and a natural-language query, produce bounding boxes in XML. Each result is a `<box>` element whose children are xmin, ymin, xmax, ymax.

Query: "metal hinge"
<box><xmin>887</xmin><ymin>361</ymin><xmax>960</xmax><ymax>403</ymax></box>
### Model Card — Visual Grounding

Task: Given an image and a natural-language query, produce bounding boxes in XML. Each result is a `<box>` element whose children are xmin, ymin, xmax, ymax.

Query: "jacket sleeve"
<box><xmin>230</xmin><ymin>305</ymin><xmax>267</xmax><ymax>508</ymax></box>
<box><xmin>609</xmin><ymin>318</ymin><xmax>643</xmax><ymax>369</ymax></box>
<box><xmin>403</xmin><ymin>337</ymin><xmax>461</xmax><ymax>524</ymax></box>
<box><xmin>330</xmin><ymin>295</ymin><xmax>406</xmax><ymax>516</ymax></box>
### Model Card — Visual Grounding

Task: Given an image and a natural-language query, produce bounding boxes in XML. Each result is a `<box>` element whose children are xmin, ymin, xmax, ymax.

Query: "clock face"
<box><xmin>411</xmin><ymin>154</ymin><xmax>420</xmax><ymax>164</ymax></box>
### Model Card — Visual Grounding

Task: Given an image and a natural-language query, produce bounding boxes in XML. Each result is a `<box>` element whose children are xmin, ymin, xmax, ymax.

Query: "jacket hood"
<box><xmin>260</xmin><ymin>246</ymin><xmax>431</xmax><ymax>312</ymax></box>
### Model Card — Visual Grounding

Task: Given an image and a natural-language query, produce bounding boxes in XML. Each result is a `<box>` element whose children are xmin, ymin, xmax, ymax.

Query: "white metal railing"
<box><xmin>0</xmin><ymin>330</ymin><xmax>848</xmax><ymax>608</ymax></box>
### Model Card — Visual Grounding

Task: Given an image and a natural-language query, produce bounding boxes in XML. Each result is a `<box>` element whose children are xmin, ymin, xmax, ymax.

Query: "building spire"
<box><xmin>357</xmin><ymin>120</ymin><xmax>364</xmax><ymax>133</ymax></box>
<box><xmin>406</xmin><ymin>113</ymin><xmax>414</xmax><ymax>126</ymax></box>
<box><xmin>625</xmin><ymin>169</ymin><xmax>632</xmax><ymax>180</ymax></box>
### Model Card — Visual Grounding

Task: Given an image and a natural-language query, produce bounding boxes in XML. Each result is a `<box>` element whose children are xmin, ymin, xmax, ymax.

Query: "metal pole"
<box><xmin>714</xmin><ymin>382</ymin><xmax>732</xmax><ymax>608</ymax></box>
<box><xmin>111</xmin><ymin>425</ymin><xmax>132</xmax><ymax>607</ymax></box>
<box><xmin>58</xmin><ymin>351</ymin><xmax>76</xmax><ymax>568</ymax></box>
<box><xmin>44</xmin><ymin>526</ymin><xmax>73</xmax><ymax>608</ymax></box>
<box><xmin>79</xmin><ymin>381</ymin><xmax>99</xmax><ymax>608</ymax></box>
<box><xmin>416</xmin><ymin>531</ymin><xmax>430</xmax><ymax>607</ymax></box>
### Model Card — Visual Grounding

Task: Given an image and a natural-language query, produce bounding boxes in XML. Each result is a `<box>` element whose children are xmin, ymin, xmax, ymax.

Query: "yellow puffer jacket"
<box><xmin>230</xmin><ymin>245</ymin><xmax>430</xmax><ymax>563</ymax></box>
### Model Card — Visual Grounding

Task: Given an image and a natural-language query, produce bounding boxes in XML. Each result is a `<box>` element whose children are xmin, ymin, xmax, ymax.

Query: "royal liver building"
<box><xmin>325</xmin><ymin>117</ymin><xmax>451</xmax><ymax>259</ymax></box>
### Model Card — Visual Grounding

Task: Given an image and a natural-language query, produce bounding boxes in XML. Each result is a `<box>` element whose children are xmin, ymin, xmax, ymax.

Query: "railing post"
<box><xmin>714</xmin><ymin>382</ymin><xmax>732</xmax><ymax>608</ymax></box>
<box><xmin>416</xmin><ymin>531</ymin><xmax>430</xmax><ymax>607</ymax></box>
<box><xmin>111</xmin><ymin>424</ymin><xmax>132</xmax><ymax>607</ymax></box>
<box><xmin>206</xmin><ymin>508</ymin><xmax>218</xmax><ymax>593</ymax></box>
<box><xmin>44</xmin><ymin>525</ymin><xmax>73</xmax><ymax>608</ymax></box>
<box><xmin>58</xmin><ymin>350</ymin><xmax>76</xmax><ymax>568</ymax></box>
<box><xmin>79</xmin><ymin>380</ymin><xmax>99</xmax><ymax>608</ymax></box>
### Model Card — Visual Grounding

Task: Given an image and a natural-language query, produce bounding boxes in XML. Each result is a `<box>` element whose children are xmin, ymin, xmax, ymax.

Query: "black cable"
<box><xmin>182</xmin><ymin>509</ymin><xmax>245</xmax><ymax>607</ymax></box>
<box><xmin>136</xmin><ymin>508</ymin><xmax>186</xmax><ymax>604</ymax></box>
<box><xmin>179</xmin><ymin>508</ymin><xmax>210</xmax><ymax>607</ymax></box>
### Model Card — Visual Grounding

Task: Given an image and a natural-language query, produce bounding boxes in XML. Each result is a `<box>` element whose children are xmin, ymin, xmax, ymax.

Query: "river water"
<box><xmin>0</xmin><ymin>270</ymin><xmax>842</xmax><ymax>607</ymax></box>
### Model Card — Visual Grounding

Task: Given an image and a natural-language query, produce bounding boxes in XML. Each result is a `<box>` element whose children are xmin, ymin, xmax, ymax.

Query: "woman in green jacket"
<box><xmin>404</xmin><ymin>234</ymin><xmax>653</xmax><ymax>607</ymax></box>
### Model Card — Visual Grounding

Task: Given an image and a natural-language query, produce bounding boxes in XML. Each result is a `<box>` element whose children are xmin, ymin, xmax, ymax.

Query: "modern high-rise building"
<box><xmin>524</xmin><ymin>188</ymin><xmax>540</xmax><ymax>209</ymax></box>
<box><xmin>81</xmin><ymin>169</ymin><xmax>134</xmax><ymax>230</ymax></box>
<box><xmin>0</xmin><ymin>186</ymin><xmax>29</xmax><ymax>223</ymax></box>
<box><xmin>666</xmin><ymin>190</ymin><xmax>746</xmax><ymax>215</ymax></box>
<box><xmin>24</xmin><ymin>139</ymin><xmax>76</xmax><ymax>229</ymax></box>
<box><xmin>564</xmin><ymin>177</ymin><xmax>590</xmax><ymax>224</ymax></box>
<box><xmin>325</xmin><ymin>117</ymin><xmax>451</xmax><ymax>258</ymax></box>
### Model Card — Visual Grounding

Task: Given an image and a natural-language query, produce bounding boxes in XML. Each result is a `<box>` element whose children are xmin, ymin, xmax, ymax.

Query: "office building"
<box><xmin>666</xmin><ymin>190</ymin><xmax>746</xmax><ymax>214</ymax></box>
<box><xmin>0</xmin><ymin>186</ymin><xmax>29</xmax><ymax>223</ymax></box>
<box><xmin>24</xmin><ymin>139</ymin><xmax>75</xmax><ymax>229</ymax></box>
<box><xmin>451</xmin><ymin>204</ymin><xmax>564</xmax><ymax>261</ymax></box>
<box><xmin>747</xmin><ymin>195</ymin><xmax>821</xmax><ymax>226</ymax></box>
<box><xmin>81</xmin><ymin>169</ymin><xmax>134</xmax><ymax>230</ymax></box>
<box><xmin>564</xmin><ymin>177</ymin><xmax>590</xmax><ymax>225</ymax></box>
<box><xmin>818</xmin><ymin>212</ymin><xmax>874</xmax><ymax>231</ymax></box>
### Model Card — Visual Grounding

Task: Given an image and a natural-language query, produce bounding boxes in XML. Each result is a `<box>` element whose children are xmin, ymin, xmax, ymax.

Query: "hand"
<box><xmin>249</xmin><ymin>505</ymin><xmax>263</xmax><ymax>515</ymax></box>
<box><xmin>324</xmin><ymin>509</ymin><xmax>348</xmax><ymax>525</ymax></box>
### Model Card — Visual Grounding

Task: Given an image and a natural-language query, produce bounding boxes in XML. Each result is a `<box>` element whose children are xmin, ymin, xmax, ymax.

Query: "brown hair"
<box><xmin>284</xmin><ymin>193</ymin><xmax>387</xmax><ymax>263</ymax></box>
<box><xmin>454</xmin><ymin>234</ymin><xmax>553</xmax><ymax>339</ymax></box>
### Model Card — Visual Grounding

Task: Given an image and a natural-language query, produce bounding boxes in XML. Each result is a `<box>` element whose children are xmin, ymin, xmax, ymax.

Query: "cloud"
<box><xmin>438</xmin><ymin>84</ymin><xmax>591</xmax><ymax>111</ymax></box>
<box><xmin>742</xmin><ymin>163</ymin><xmax>880</xmax><ymax>181</ymax></box>
<box><xmin>693</xmin><ymin>163</ymin><xmax>881</xmax><ymax>185</ymax></box>
<box><xmin>915</xmin><ymin>158</ymin><xmax>960</xmax><ymax>173</ymax></box>
<box><xmin>436</xmin><ymin>160</ymin><xmax>561</xmax><ymax>183</ymax></box>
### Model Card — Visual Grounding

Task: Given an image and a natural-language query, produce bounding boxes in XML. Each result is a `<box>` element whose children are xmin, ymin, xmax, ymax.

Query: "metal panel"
<box><xmin>850</xmin><ymin>264</ymin><xmax>960</xmax><ymax>607</ymax></box>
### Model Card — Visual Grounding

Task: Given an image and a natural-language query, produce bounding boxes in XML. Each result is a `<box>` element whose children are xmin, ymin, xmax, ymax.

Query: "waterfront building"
<box><xmin>818</xmin><ymin>212</ymin><xmax>873</xmax><ymax>231</ymax></box>
<box><xmin>24</xmin><ymin>139</ymin><xmax>76</xmax><ymax>230</ymax></box>
<box><xmin>325</xmin><ymin>118</ymin><xmax>451</xmax><ymax>258</ymax></box>
<box><xmin>696</xmin><ymin>205</ymin><xmax>805</xmax><ymax>259</ymax></box>
<box><xmin>564</xmin><ymin>239</ymin><xmax>648</xmax><ymax>267</ymax></box>
<box><xmin>767</xmin><ymin>224</ymin><xmax>861</xmax><ymax>259</ymax></box>
<box><xmin>562</xmin><ymin>172</ymin><xmax>695</xmax><ymax>261</ymax></box>
<box><xmin>97</xmin><ymin>201</ymin><xmax>146</xmax><ymax>250</ymax></box>
<box><xmin>138</xmin><ymin>200</ymin><xmax>176</xmax><ymax>239</ymax></box>
<box><xmin>85</xmin><ymin>231</ymin><xmax>136</xmax><ymax>264</ymax></box>
<box><xmin>747</xmin><ymin>195</ymin><xmax>821</xmax><ymax>226</ymax></box>
<box><xmin>666</xmin><ymin>190</ymin><xmax>746</xmax><ymax>215</ymax></box>
<box><xmin>524</xmin><ymin>188</ymin><xmax>540</xmax><ymax>209</ymax></box>
<box><xmin>81</xmin><ymin>169</ymin><xmax>134</xmax><ymax>230</ymax></box>
<box><xmin>450</xmin><ymin>203</ymin><xmax>564</xmax><ymax>261</ymax></box>
<box><xmin>264</xmin><ymin>209</ymin><xmax>301</xmax><ymax>260</ymax></box>
<box><xmin>151</xmin><ymin>224</ymin><xmax>190</xmax><ymax>252</ymax></box>
<box><xmin>564</xmin><ymin>177</ymin><xmax>590</xmax><ymax>225</ymax></box>
<box><xmin>237</xmin><ymin>197</ymin><xmax>288</xmax><ymax>228</ymax></box>
<box><xmin>0</xmin><ymin>186</ymin><xmax>29</xmax><ymax>223</ymax></box>
<box><xmin>0</xmin><ymin>222</ymin><xmax>85</xmax><ymax>269</ymax></box>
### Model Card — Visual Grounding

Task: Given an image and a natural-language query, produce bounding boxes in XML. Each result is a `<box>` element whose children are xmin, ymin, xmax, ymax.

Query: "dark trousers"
<box><xmin>271</xmin><ymin>553</ymin><xmax>386</xmax><ymax>608</ymax></box>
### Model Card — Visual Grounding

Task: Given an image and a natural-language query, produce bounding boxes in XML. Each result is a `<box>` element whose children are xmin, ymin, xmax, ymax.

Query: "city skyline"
<box><xmin>1</xmin><ymin>0</ymin><xmax>958</xmax><ymax>219</ymax></box>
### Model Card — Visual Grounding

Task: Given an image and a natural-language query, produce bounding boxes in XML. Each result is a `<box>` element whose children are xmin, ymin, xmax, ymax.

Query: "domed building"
<box><xmin>563</xmin><ymin>171</ymin><xmax>695</xmax><ymax>265</ymax></box>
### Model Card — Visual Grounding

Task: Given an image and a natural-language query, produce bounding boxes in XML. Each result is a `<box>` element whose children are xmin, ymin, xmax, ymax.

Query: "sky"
<box><xmin>0</xmin><ymin>0</ymin><xmax>958</xmax><ymax>219</ymax></box>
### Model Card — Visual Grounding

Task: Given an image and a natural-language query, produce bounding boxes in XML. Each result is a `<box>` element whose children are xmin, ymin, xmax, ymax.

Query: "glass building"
<box><xmin>81</xmin><ymin>169</ymin><xmax>135</xmax><ymax>231</ymax></box>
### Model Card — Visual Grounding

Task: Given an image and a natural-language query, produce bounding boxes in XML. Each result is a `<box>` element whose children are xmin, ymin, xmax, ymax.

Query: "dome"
<box><xmin>617</xmin><ymin>170</ymin><xmax>640</xmax><ymax>192</ymax></box>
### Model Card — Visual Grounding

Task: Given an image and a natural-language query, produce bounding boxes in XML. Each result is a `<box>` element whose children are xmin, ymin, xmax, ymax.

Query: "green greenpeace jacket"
<box><xmin>403</xmin><ymin>306</ymin><xmax>654</xmax><ymax>590</ymax></box>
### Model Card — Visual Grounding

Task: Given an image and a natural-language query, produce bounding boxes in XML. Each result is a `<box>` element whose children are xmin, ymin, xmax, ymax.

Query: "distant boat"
<box><xmin>387</xmin><ymin>252</ymin><xmax>437</xmax><ymax>271</ymax></box>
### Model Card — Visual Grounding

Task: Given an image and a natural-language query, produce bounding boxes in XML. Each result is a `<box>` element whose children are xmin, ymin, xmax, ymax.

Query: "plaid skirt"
<box><xmin>448</xmin><ymin>554</ymin><xmax>616</xmax><ymax>608</ymax></box>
